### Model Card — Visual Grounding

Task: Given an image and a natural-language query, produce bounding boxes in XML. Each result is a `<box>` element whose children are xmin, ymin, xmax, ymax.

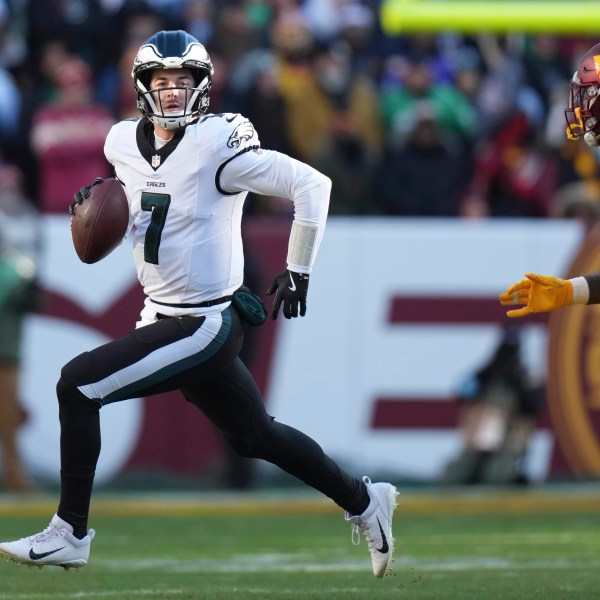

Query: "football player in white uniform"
<box><xmin>0</xmin><ymin>31</ymin><xmax>398</xmax><ymax>577</ymax></box>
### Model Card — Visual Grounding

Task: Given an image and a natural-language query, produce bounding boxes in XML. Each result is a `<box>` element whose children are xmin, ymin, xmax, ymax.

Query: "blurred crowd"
<box><xmin>1</xmin><ymin>0</ymin><xmax>600</xmax><ymax>222</ymax></box>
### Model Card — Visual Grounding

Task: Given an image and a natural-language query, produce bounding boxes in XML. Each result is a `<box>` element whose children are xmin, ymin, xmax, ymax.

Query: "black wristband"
<box><xmin>585</xmin><ymin>272</ymin><xmax>600</xmax><ymax>305</ymax></box>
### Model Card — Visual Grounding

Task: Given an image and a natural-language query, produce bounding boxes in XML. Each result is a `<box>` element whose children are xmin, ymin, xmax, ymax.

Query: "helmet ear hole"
<box><xmin>137</xmin><ymin>70</ymin><xmax>153</xmax><ymax>91</ymax></box>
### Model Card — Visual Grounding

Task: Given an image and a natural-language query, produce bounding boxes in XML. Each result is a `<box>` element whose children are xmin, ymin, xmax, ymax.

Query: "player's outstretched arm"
<box><xmin>499</xmin><ymin>273</ymin><xmax>574</xmax><ymax>317</ymax></box>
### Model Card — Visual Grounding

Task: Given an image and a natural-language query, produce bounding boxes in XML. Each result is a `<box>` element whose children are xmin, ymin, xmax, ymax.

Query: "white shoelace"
<box><xmin>350</xmin><ymin>516</ymin><xmax>375</xmax><ymax>549</ymax></box>
<box><xmin>351</xmin><ymin>523</ymin><xmax>361</xmax><ymax>546</ymax></box>
<box><xmin>30</xmin><ymin>523</ymin><xmax>61</xmax><ymax>545</ymax></box>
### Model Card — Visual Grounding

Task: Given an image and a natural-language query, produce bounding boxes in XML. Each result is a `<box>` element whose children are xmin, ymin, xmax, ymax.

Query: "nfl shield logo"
<box><xmin>152</xmin><ymin>154</ymin><xmax>161</xmax><ymax>168</ymax></box>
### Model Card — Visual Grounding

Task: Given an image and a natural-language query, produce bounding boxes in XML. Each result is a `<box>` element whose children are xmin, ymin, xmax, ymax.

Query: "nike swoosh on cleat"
<box><xmin>29</xmin><ymin>547</ymin><xmax>66</xmax><ymax>560</ymax></box>
<box><xmin>375</xmin><ymin>517</ymin><xmax>389</xmax><ymax>554</ymax></box>
<box><xmin>288</xmin><ymin>273</ymin><xmax>296</xmax><ymax>291</ymax></box>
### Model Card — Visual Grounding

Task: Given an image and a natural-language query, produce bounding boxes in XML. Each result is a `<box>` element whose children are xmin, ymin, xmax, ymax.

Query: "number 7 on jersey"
<box><xmin>141</xmin><ymin>192</ymin><xmax>171</xmax><ymax>265</ymax></box>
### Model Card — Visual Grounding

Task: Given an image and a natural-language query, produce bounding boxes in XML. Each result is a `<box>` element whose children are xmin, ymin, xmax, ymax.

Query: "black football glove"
<box><xmin>266</xmin><ymin>269</ymin><xmax>309</xmax><ymax>320</ymax></box>
<box><xmin>69</xmin><ymin>177</ymin><xmax>104</xmax><ymax>215</ymax></box>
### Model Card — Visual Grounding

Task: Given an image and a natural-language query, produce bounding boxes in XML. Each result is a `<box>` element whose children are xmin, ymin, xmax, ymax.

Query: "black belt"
<box><xmin>150</xmin><ymin>295</ymin><xmax>232</xmax><ymax>309</ymax></box>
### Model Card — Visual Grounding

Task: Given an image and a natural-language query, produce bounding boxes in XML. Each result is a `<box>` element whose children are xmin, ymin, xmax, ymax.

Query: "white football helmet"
<box><xmin>132</xmin><ymin>30</ymin><xmax>213</xmax><ymax>130</ymax></box>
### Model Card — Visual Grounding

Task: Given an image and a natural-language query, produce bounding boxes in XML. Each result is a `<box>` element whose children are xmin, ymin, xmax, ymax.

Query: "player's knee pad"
<box><xmin>56</xmin><ymin>376</ymin><xmax>100</xmax><ymax>410</ymax></box>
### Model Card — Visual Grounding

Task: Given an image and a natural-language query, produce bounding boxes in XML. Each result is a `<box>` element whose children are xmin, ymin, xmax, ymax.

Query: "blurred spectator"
<box><xmin>522</xmin><ymin>35</ymin><xmax>573</xmax><ymax>115</ymax></box>
<box><xmin>269</xmin><ymin>7</ymin><xmax>316</xmax><ymax>65</ymax></box>
<box><xmin>103</xmin><ymin>42</ymin><xmax>144</xmax><ymax>121</ymax></box>
<box><xmin>336</xmin><ymin>3</ymin><xmax>376</xmax><ymax>50</ymax></box>
<box><xmin>312</xmin><ymin>110</ymin><xmax>380</xmax><ymax>214</ymax></box>
<box><xmin>473</xmin><ymin>34</ymin><xmax>546</xmax><ymax>142</ymax></box>
<box><xmin>440</xmin><ymin>325</ymin><xmax>546</xmax><ymax>486</ymax></box>
<box><xmin>303</xmin><ymin>0</ymin><xmax>374</xmax><ymax>51</ymax></box>
<box><xmin>271</xmin><ymin>12</ymin><xmax>382</xmax><ymax>165</ymax></box>
<box><xmin>386</xmin><ymin>33</ymin><xmax>457</xmax><ymax>84</ymax></box>
<box><xmin>11</xmin><ymin>40</ymin><xmax>72</xmax><ymax>200</ymax></box>
<box><xmin>449</xmin><ymin>45</ymin><xmax>484</xmax><ymax>105</ymax></box>
<box><xmin>460</xmin><ymin>111</ymin><xmax>558</xmax><ymax>218</ymax></box>
<box><xmin>227</xmin><ymin>49</ymin><xmax>291</xmax><ymax>153</ymax></box>
<box><xmin>302</xmin><ymin>0</ymin><xmax>345</xmax><ymax>43</ymax></box>
<box><xmin>25</xmin><ymin>0</ymin><xmax>111</xmax><ymax>74</ymax></box>
<box><xmin>96</xmin><ymin>5</ymin><xmax>167</xmax><ymax>115</ymax></box>
<box><xmin>0</xmin><ymin>0</ymin><xmax>28</xmax><ymax>70</ymax></box>
<box><xmin>223</xmin><ymin>46</ymin><xmax>292</xmax><ymax>215</ymax></box>
<box><xmin>0</xmin><ymin>164</ymin><xmax>43</xmax><ymax>492</ymax></box>
<box><xmin>379</xmin><ymin>54</ymin><xmax>475</xmax><ymax>147</ymax></box>
<box><xmin>182</xmin><ymin>0</ymin><xmax>215</xmax><ymax>47</ymax></box>
<box><xmin>144</xmin><ymin>0</ymin><xmax>188</xmax><ymax>27</ymax></box>
<box><xmin>0</xmin><ymin>1</ymin><xmax>21</xmax><ymax>153</ymax></box>
<box><xmin>29</xmin><ymin>56</ymin><xmax>114</xmax><ymax>213</ymax></box>
<box><xmin>377</xmin><ymin>101</ymin><xmax>472</xmax><ymax>216</ymax></box>
<box><xmin>0</xmin><ymin>61</ymin><xmax>21</xmax><ymax>149</ymax></box>
<box><xmin>212</xmin><ymin>3</ymin><xmax>264</xmax><ymax>64</ymax></box>
<box><xmin>202</xmin><ymin>50</ymin><xmax>231</xmax><ymax>114</ymax></box>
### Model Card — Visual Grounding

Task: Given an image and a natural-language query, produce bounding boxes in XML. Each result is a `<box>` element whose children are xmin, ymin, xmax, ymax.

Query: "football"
<box><xmin>70</xmin><ymin>178</ymin><xmax>129</xmax><ymax>264</ymax></box>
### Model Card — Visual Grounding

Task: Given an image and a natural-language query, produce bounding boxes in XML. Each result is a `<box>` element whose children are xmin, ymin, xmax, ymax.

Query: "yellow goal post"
<box><xmin>381</xmin><ymin>0</ymin><xmax>600</xmax><ymax>35</ymax></box>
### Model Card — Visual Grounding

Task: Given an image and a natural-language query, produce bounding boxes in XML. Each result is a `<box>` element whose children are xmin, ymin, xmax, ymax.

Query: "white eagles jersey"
<box><xmin>105</xmin><ymin>113</ymin><xmax>259</xmax><ymax>320</ymax></box>
<box><xmin>105</xmin><ymin>112</ymin><xmax>331</xmax><ymax>325</ymax></box>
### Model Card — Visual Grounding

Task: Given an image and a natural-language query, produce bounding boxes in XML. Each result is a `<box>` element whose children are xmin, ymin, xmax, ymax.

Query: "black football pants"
<box><xmin>56</xmin><ymin>306</ymin><xmax>368</xmax><ymax>535</ymax></box>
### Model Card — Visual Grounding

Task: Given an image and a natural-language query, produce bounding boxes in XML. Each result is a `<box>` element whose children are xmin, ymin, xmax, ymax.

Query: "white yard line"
<box><xmin>90</xmin><ymin>554</ymin><xmax>600</xmax><ymax>573</ymax></box>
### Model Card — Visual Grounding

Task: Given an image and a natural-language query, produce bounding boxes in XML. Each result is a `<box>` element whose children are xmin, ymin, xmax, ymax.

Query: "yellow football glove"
<box><xmin>498</xmin><ymin>273</ymin><xmax>573</xmax><ymax>318</ymax></box>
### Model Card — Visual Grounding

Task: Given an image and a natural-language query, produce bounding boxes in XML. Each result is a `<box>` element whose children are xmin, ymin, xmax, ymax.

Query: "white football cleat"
<box><xmin>0</xmin><ymin>514</ymin><xmax>95</xmax><ymax>571</ymax></box>
<box><xmin>345</xmin><ymin>476</ymin><xmax>399</xmax><ymax>577</ymax></box>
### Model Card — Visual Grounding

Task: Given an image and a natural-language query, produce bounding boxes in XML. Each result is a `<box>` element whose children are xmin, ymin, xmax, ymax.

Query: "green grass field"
<box><xmin>0</xmin><ymin>486</ymin><xmax>598</xmax><ymax>600</ymax></box>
